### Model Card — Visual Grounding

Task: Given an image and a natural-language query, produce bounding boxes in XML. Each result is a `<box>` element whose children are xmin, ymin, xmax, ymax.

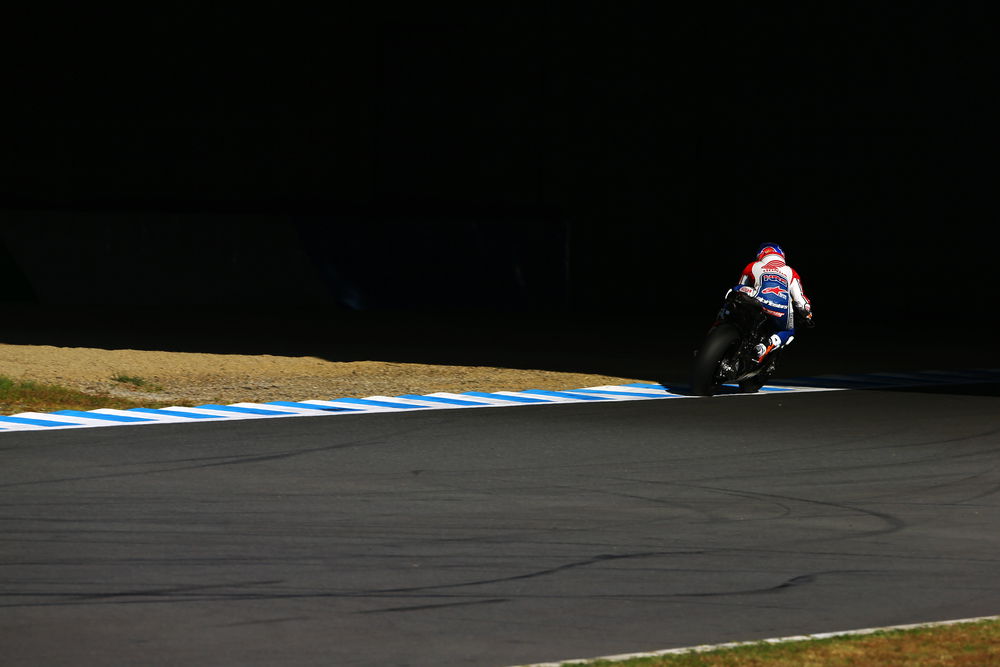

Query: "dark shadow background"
<box><xmin>1</xmin><ymin>4</ymin><xmax>994</xmax><ymax>379</ymax></box>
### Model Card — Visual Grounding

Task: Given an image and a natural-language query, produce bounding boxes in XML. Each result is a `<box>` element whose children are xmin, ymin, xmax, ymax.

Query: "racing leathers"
<box><xmin>731</xmin><ymin>251</ymin><xmax>812</xmax><ymax>362</ymax></box>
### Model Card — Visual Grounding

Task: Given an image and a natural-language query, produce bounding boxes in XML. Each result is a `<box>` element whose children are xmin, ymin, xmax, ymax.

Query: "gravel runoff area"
<box><xmin>0</xmin><ymin>343</ymin><xmax>654</xmax><ymax>408</ymax></box>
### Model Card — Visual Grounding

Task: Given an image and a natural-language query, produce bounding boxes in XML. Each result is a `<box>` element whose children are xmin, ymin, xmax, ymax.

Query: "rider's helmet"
<box><xmin>756</xmin><ymin>242</ymin><xmax>785</xmax><ymax>261</ymax></box>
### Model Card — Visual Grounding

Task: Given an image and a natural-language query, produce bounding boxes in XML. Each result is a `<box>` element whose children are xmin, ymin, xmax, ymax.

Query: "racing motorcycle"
<box><xmin>691</xmin><ymin>288</ymin><xmax>800</xmax><ymax>396</ymax></box>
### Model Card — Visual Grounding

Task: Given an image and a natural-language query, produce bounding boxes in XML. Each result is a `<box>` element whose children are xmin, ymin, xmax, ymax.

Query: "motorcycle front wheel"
<box><xmin>691</xmin><ymin>324</ymin><xmax>740</xmax><ymax>396</ymax></box>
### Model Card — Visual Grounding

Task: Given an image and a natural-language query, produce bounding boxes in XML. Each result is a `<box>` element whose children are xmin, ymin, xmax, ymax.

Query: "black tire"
<box><xmin>741</xmin><ymin>350</ymin><xmax>781</xmax><ymax>393</ymax></box>
<box><xmin>692</xmin><ymin>324</ymin><xmax>740</xmax><ymax>396</ymax></box>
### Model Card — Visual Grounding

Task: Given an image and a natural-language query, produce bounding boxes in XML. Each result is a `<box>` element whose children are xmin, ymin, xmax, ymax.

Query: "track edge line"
<box><xmin>513</xmin><ymin>614</ymin><xmax>1000</xmax><ymax>666</ymax></box>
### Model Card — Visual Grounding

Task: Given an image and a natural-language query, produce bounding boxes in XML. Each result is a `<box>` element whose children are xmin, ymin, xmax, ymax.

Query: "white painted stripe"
<box><xmin>0</xmin><ymin>419</ymin><xmax>75</xmax><ymax>431</ymax></box>
<box><xmin>413</xmin><ymin>392</ymin><xmax>507</xmax><ymax>407</ymax></box>
<box><xmin>6</xmin><ymin>411</ymin><xmax>82</xmax><ymax>421</ymax></box>
<box><xmin>1</xmin><ymin>371</ymin><xmax>995</xmax><ymax>436</ymax></box>
<box><xmin>513</xmin><ymin>614</ymin><xmax>1000</xmax><ymax>667</ymax></box>
<box><xmin>1</xmin><ymin>412</ymin><xmax>92</xmax><ymax>429</ymax></box>
<box><xmin>289</xmin><ymin>405</ymin><xmax>379</xmax><ymax>415</ymax></box>
<box><xmin>13</xmin><ymin>412</ymin><xmax>147</xmax><ymax>427</ymax></box>
<box><xmin>354</xmin><ymin>395</ymin><xmax>471</xmax><ymax>409</ymax></box>
<box><xmin>229</xmin><ymin>402</ymin><xmax>338</xmax><ymax>415</ymax></box>
<box><xmin>490</xmin><ymin>391</ymin><xmax>584</xmax><ymax>403</ymax></box>
<box><xmin>564</xmin><ymin>390</ymin><xmax>662</xmax><ymax>401</ymax></box>
<box><xmin>360</xmin><ymin>395</ymin><xmax>440</xmax><ymax>409</ymax></box>
<box><xmin>147</xmin><ymin>406</ymin><xmax>259</xmax><ymax>418</ymax></box>
<box><xmin>581</xmin><ymin>385</ymin><xmax>677</xmax><ymax>395</ymax></box>
<box><xmin>89</xmin><ymin>408</ymin><xmax>217</xmax><ymax>424</ymax></box>
<box><xmin>426</xmin><ymin>392</ymin><xmax>526</xmax><ymax>406</ymax></box>
<box><xmin>137</xmin><ymin>405</ymin><xmax>303</xmax><ymax>420</ymax></box>
<box><xmin>280</xmin><ymin>399</ymin><xmax>367</xmax><ymax>410</ymax></box>
<box><xmin>293</xmin><ymin>399</ymin><xmax>409</xmax><ymax>413</ymax></box>
<box><xmin>236</xmin><ymin>399</ymin><xmax>375</xmax><ymax>415</ymax></box>
<box><xmin>762</xmin><ymin>384</ymin><xmax>844</xmax><ymax>393</ymax></box>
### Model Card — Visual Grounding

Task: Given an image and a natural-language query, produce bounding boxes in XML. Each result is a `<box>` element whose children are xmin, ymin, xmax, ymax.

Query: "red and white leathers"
<box><xmin>738</xmin><ymin>252</ymin><xmax>811</xmax><ymax>323</ymax></box>
<box><xmin>735</xmin><ymin>251</ymin><xmax>812</xmax><ymax>360</ymax></box>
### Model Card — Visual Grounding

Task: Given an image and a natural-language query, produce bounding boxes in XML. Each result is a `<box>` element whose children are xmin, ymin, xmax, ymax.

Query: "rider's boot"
<box><xmin>753</xmin><ymin>334</ymin><xmax>782</xmax><ymax>364</ymax></box>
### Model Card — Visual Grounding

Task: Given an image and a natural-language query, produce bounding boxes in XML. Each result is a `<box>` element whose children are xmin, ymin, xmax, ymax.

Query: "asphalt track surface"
<box><xmin>2</xmin><ymin>380</ymin><xmax>999</xmax><ymax>665</ymax></box>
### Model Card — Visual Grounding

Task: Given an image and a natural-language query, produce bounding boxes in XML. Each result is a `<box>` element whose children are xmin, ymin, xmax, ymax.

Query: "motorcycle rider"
<box><xmin>729</xmin><ymin>242</ymin><xmax>813</xmax><ymax>363</ymax></box>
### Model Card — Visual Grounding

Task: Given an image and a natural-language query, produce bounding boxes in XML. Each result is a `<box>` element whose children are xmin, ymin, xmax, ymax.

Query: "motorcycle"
<box><xmin>691</xmin><ymin>288</ymin><xmax>806</xmax><ymax>396</ymax></box>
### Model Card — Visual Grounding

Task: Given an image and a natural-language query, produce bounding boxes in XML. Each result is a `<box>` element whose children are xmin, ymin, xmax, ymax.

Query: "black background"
<box><xmin>1</xmin><ymin>4</ymin><xmax>993</xmax><ymax>374</ymax></box>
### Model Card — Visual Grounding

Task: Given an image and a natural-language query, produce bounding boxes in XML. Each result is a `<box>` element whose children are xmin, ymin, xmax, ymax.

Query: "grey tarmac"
<box><xmin>1</xmin><ymin>381</ymin><xmax>998</xmax><ymax>666</ymax></box>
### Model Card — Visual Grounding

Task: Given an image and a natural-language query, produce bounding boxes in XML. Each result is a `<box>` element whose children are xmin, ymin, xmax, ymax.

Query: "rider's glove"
<box><xmin>800</xmin><ymin>310</ymin><xmax>815</xmax><ymax>328</ymax></box>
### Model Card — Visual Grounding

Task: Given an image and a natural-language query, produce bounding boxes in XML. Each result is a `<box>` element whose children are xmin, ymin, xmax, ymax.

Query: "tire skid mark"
<box><xmin>0</xmin><ymin>423</ymin><xmax>437</xmax><ymax>489</ymax></box>
<box><xmin>623</xmin><ymin>479</ymin><xmax>907</xmax><ymax>541</ymax></box>
<box><xmin>2</xmin><ymin>567</ymin><xmax>874</xmax><ymax>611</ymax></box>
<box><xmin>363</xmin><ymin>551</ymin><xmax>705</xmax><ymax>595</ymax></box>
<box><xmin>0</xmin><ymin>552</ymin><xmax>706</xmax><ymax>609</ymax></box>
<box><xmin>358</xmin><ymin>597</ymin><xmax>508</xmax><ymax>614</ymax></box>
<box><xmin>669</xmin><ymin>570</ymin><xmax>879</xmax><ymax>598</ymax></box>
<box><xmin>596</xmin><ymin>481</ymin><xmax>794</xmax><ymax>521</ymax></box>
<box><xmin>574</xmin><ymin>487</ymin><xmax>723</xmax><ymax>522</ymax></box>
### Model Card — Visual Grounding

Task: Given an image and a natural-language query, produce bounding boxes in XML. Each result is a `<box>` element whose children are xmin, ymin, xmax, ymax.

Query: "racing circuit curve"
<box><xmin>1</xmin><ymin>371</ymin><xmax>998</xmax><ymax>665</ymax></box>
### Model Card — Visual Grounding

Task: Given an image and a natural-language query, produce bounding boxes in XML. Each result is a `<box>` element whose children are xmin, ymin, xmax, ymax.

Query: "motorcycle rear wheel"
<box><xmin>692</xmin><ymin>324</ymin><xmax>740</xmax><ymax>396</ymax></box>
<box><xmin>740</xmin><ymin>351</ymin><xmax>779</xmax><ymax>393</ymax></box>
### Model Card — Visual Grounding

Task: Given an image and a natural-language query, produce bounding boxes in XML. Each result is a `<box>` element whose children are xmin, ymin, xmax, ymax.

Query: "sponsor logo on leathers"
<box><xmin>760</xmin><ymin>271</ymin><xmax>788</xmax><ymax>284</ymax></box>
<box><xmin>759</xmin><ymin>297</ymin><xmax>788</xmax><ymax>309</ymax></box>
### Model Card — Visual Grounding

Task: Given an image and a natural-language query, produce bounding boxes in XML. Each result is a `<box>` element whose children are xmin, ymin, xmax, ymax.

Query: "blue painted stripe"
<box><xmin>196</xmin><ymin>404</ymin><xmax>296</xmax><ymax>416</ymax></box>
<box><xmin>8</xmin><ymin>372</ymin><xmax>995</xmax><ymax>437</ymax></box>
<box><xmin>129</xmin><ymin>407</ymin><xmax>228</xmax><ymax>419</ymax></box>
<box><xmin>52</xmin><ymin>410</ymin><xmax>155</xmax><ymax>423</ymax></box>
<box><xmin>265</xmin><ymin>401</ymin><xmax>360</xmax><ymax>412</ymax></box>
<box><xmin>0</xmin><ymin>415</ymin><xmax>83</xmax><ymax>427</ymax></box>
<box><xmin>520</xmin><ymin>389</ymin><xmax>608</xmax><ymax>401</ymax></box>
<box><xmin>398</xmin><ymin>394</ymin><xmax>491</xmax><ymax>406</ymax></box>
<box><xmin>461</xmin><ymin>391</ymin><xmax>552</xmax><ymax>404</ymax></box>
<box><xmin>329</xmin><ymin>398</ymin><xmax>425</xmax><ymax>409</ymax></box>
<box><xmin>570</xmin><ymin>388</ymin><xmax>677</xmax><ymax>398</ymax></box>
